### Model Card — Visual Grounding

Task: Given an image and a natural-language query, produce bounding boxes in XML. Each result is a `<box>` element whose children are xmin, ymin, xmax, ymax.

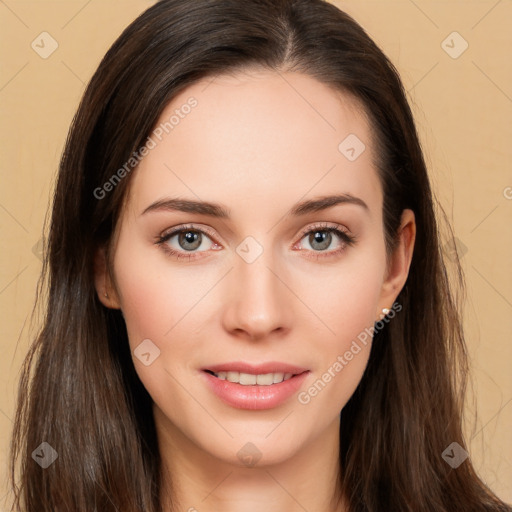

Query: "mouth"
<box><xmin>203</xmin><ymin>369</ymin><xmax>304</xmax><ymax>386</ymax></box>
<box><xmin>201</xmin><ymin>364</ymin><xmax>311</xmax><ymax>410</ymax></box>
<box><xmin>201</xmin><ymin>361</ymin><xmax>310</xmax><ymax>386</ymax></box>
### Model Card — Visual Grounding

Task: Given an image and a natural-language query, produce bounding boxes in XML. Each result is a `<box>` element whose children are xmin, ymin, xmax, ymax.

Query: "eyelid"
<box><xmin>159</xmin><ymin>223</ymin><xmax>219</xmax><ymax>243</ymax></box>
<box><xmin>294</xmin><ymin>221</ymin><xmax>351</xmax><ymax>243</ymax></box>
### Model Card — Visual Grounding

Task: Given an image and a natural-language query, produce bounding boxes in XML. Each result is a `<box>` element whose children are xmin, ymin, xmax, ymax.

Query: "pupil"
<box><xmin>180</xmin><ymin>231</ymin><xmax>201</xmax><ymax>251</ymax></box>
<box><xmin>310</xmin><ymin>231</ymin><xmax>331</xmax><ymax>250</ymax></box>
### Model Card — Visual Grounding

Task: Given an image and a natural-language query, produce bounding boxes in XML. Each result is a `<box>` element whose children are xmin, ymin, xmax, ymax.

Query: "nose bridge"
<box><xmin>222</xmin><ymin>235</ymin><xmax>292</xmax><ymax>338</ymax></box>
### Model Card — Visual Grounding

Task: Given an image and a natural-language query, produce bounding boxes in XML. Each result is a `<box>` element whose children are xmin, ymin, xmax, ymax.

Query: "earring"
<box><xmin>104</xmin><ymin>292</ymin><xmax>109</xmax><ymax>298</ymax></box>
<box><xmin>382</xmin><ymin>307</ymin><xmax>390</xmax><ymax>315</ymax></box>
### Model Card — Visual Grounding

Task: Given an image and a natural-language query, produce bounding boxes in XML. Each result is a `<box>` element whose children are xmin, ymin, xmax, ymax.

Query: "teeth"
<box><xmin>212</xmin><ymin>371</ymin><xmax>296</xmax><ymax>385</ymax></box>
<box><xmin>227</xmin><ymin>371</ymin><xmax>239</xmax><ymax>383</ymax></box>
<box><xmin>256</xmin><ymin>373</ymin><xmax>273</xmax><ymax>385</ymax></box>
<box><xmin>272</xmin><ymin>372</ymin><xmax>284</xmax><ymax>383</ymax></box>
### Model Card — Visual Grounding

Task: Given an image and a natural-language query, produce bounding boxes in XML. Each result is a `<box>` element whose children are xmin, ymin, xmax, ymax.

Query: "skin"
<box><xmin>95</xmin><ymin>69</ymin><xmax>416</xmax><ymax>512</ymax></box>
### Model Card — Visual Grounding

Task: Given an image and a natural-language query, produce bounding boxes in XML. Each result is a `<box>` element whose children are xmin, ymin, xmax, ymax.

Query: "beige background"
<box><xmin>0</xmin><ymin>0</ymin><xmax>510</xmax><ymax>508</ymax></box>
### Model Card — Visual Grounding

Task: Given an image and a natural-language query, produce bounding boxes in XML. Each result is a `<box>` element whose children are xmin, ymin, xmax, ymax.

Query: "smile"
<box><xmin>201</xmin><ymin>368</ymin><xmax>310</xmax><ymax>410</ymax></box>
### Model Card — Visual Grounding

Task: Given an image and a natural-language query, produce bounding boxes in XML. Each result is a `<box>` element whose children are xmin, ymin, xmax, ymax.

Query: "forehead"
<box><xmin>123</xmin><ymin>69</ymin><xmax>382</xmax><ymax>222</ymax></box>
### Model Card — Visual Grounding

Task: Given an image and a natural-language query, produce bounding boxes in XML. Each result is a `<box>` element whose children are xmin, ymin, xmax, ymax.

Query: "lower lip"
<box><xmin>202</xmin><ymin>370</ymin><xmax>310</xmax><ymax>410</ymax></box>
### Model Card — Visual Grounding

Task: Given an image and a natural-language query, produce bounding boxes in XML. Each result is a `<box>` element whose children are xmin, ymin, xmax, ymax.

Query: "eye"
<box><xmin>155</xmin><ymin>222</ymin><xmax>357</xmax><ymax>262</ymax></box>
<box><xmin>294</xmin><ymin>222</ymin><xmax>357</xmax><ymax>260</ymax></box>
<box><xmin>155</xmin><ymin>224</ymin><xmax>221</xmax><ymax>261</ymax></box>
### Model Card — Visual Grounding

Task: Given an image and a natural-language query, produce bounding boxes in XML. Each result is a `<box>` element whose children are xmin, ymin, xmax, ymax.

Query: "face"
<box><xmin>96</xmin><ymin>69</ymin><xmax>414</xmax><ymax>469</ymax></box>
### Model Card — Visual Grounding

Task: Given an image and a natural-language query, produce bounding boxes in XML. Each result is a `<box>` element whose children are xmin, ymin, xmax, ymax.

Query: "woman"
<box><xmin>9</xmin><ymin>0</ymin><xmax>511</xmax><ymax>511</ymax></box>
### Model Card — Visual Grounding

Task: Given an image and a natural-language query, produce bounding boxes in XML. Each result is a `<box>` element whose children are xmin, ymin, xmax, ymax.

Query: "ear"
<box><xmin>377</xmin><ymin>209</ymin><xmax>416</xmax><ymax>318</ymax></box>
<box><xmin>93</xmin><ymin>246</ymin><xmax>121</xmax><ymax>309</ymax></box>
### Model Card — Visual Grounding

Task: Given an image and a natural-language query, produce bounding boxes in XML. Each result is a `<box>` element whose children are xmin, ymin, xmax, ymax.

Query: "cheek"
<box><xmin>111</xmin><ymin>239</ymin><xmax>222</xmax><ymax>400</ymax></box>
<box><xmin>293</xmin><ymin>252</ymin><xmax>384</xmax><ymax>410</ymax></box>
<box><xmin>296</xmin><ymin>250</ymin><xmax>385</xmax><ymax>345</ymax></box>
<box><xmin>112</xmin><ymin>247</ymin><xmax>207</xmax><ymax>418</ymax></box>
<box><xmin>112</xmin><ymin>242</ymin><xmax>211</xmax><ymax>347</ymax></box>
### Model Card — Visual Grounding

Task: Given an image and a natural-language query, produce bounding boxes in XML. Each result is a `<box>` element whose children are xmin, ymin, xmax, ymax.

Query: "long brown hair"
<box><xmin>9</xmin><ymin>1</ymin><xmax>511</xmax><ymax>510</ymax></box>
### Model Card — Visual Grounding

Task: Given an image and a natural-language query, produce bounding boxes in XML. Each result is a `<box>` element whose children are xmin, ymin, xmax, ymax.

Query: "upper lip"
<box><xmin>203</xmin><ymin>361</ymin><xmax>309</xmax><ymax>375</ymax></box>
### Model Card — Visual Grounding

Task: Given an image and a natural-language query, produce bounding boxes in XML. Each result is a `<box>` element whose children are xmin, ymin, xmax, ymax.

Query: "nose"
<box><xmin>221</xmin><ymin>247</ymin><xmax>293</xmax><ymax>342</ymax></box>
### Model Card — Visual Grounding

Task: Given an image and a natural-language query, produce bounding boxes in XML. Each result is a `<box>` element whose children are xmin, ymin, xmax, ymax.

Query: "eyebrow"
<box><xmin>141</xmin><ymin>193</ymin><xmax>369</xmax><ymax>218</ymax></box>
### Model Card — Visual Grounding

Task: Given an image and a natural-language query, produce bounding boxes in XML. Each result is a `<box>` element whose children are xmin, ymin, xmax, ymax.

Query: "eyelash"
<box><xmin>155</xmin><ymin>222</ymin><xmax>357</xmax><ymax>262</ymax></box>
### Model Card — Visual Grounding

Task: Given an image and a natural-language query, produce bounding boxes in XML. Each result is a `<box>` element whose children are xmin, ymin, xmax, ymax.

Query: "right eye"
<box><xmin>156</xmin><ymin>224</ymin><xmax>222</xmax><ymax>261</ymax></box>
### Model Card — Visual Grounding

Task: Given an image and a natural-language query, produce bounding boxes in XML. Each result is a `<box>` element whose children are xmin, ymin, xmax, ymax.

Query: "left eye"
<box><xmin>296</xmin><ymin>226</ymin><xmax>356</xmax><ymax>255</ymax></box>
<box><xmin>301</xmin><ymin>229</ymin><xmax>337</xmax><ymax>251</ymax></box>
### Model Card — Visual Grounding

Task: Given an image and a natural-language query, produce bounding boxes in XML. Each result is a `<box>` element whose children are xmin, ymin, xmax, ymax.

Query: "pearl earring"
<box><xmin>382</xmin><ymin>308</ymin><xmax>390</xmax><ymax>315</ymax></box>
